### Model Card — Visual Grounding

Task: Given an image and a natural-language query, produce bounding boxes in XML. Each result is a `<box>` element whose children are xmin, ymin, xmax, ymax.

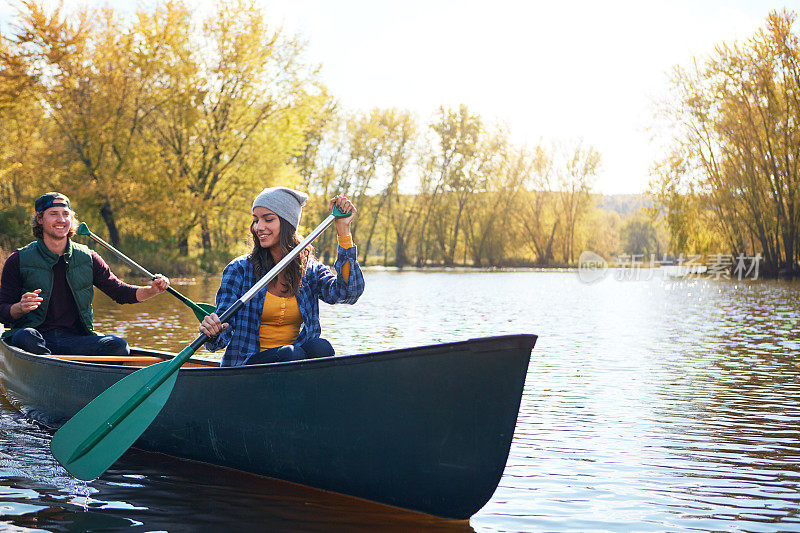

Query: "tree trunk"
<box><xmin>383</xmin><ymin>220</ymin><xmax>389</xmax><ymax>267</ymax></box>
<box><xmin>395</xmin><ymin>233</ymin><xmax>408</xmax><ymax>268</ymax></box>
<box><xmin>201</xmin><ymin>218</ymin><xmax>212</xmax><ymax>252</ymax></box>
<box><xmin>541</xmin><ymin>220</ymin><xmax>560</xmax><ymax>266</ymax></box>
<box><xmin>361</xmin><ymin>192</ymin><xmax>390</xmax><ymax>266</ymax></box>
<box><xmin>99</xmin><ymin>200</ymin><xmax>121</xmax><ymax>248</ymax></box>
<box><xmin>177</xmin><ymin>231</ymin><xmax>190</xmax><ymax>257</ymax></box>
<box><xmin>447</xmin><ymin>198</ymin><xmax>467</xmax><ymax>266</ymax></box>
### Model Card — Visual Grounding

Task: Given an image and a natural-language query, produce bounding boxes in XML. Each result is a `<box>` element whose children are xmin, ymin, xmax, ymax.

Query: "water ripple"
<box><xmin>2</xmin><ymin>271</ymin><xmax>799</xmax><ymax>531</ymax></box>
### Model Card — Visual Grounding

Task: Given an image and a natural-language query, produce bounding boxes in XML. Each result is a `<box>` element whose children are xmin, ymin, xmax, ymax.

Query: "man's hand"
<box><xmin>11</xmin><ymin>289</ymin><xmax>43</xmax><ymax>319</ymax></box>
<box><xmin>136</xmin><ymin>274</ymin><xmax>170</xmax><ymax>302</ymax></box>
<box><xmin>150</xmin><ymin>274</ymin><xmax>169</xmax><ymax>293</ymax></box>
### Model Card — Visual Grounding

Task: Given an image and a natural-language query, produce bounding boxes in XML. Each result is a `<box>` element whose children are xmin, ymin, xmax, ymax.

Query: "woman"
<box><xmin>200</xmin><ymin>187</ymin><xmax>364</xmax><ymax>366</ymax></box>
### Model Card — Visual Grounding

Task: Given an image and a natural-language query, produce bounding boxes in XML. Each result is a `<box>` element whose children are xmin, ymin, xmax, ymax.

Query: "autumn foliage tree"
<box><xmin>652</xmin><ymin>9</ymin><xmax>800</xmax><ymax>276</ymax></box>
<box><xmin>4</xmin><ymin>1</ymin><xmax>155</xmax><ymax>246</ymax></box>
<box><xmin>1</xmin><ymin>0</ymin><xmax>320</xmax><ymax>261</ymax></box>
<box><xmin>1</xmin><ymin>0</ymin><xmax>611</xmax><ymax>271</ymax></box>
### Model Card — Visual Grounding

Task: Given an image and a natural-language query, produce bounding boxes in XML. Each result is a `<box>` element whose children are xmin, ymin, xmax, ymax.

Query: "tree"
<box><xmin>340</xmin><ymin>110</ymin><xmax>385</xmax><ymax>263</ymax></box>
<box><xmin>653</xmin><ymin>9</ymin><xmax>800</xmax><ymax>276</ymax></box>
<box><xmin>5</xmin><ymin>1</ymin><xmax>155</xmax><ymax>245</ymax></box>
<box><xmin>371</xmin><ymin>109</ymin><xmax>415</xmax><ymax>266</ymax></box>
<box><xmin>519</xmin><ymin>141</ymin><xmax>599</xmax><ymax>265</ymax></box>
<box><xmin>621</xmin><ymin>216</ymin><xmax>659</xmax><ymax>256</ymax></box>
<box><xmin>555</xmin><ymin>140</ymin><xmax>600</xmax><ymax>264</ymax></box>
<box><xmin>0</xmin><ymin>93</ymin><xmax>47</xmax><ymax>209</ymax></box>
<box><xmin>464</xmin><ymin>133</ymin><xmax>529</xmax><ymax>266</ymax></box>
<box><xmin>142</xmin><ymin>0</ymin><xmax>322</xmax><ymax>255</ymax></box>
<box><xmin>519</xmin><ymin>145</ymin><xmax>560</xmax><ymax>265</ymax></box>
<box><xmin>648</xmin><ymin>154</ymin><xmax>726</xmax><ymax>256</ymax></box>
<box><xmin>419</xmin><ymin>105</ymin><xmax>482</xmax><ymax>266</ymax></box>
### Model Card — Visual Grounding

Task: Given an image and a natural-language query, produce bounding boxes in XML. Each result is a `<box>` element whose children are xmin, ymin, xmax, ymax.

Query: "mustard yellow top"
<box><xmin>259</xmin><ymin>292</ymin><xmax>302</xmax><ymax>350</ymax></box>
<box><xmin>258</xmin><ymin>234</ymin><xmax>354</xmax><ymax>350</ymax></box>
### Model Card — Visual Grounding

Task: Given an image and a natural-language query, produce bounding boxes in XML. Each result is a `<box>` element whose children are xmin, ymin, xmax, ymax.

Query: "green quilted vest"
<box><xmin>8</xmin><ymin>239</ymin><xmax>94</xmax><ymax>336</ymax></box>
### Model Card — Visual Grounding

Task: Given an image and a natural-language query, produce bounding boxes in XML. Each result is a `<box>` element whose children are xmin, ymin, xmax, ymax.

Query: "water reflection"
<box><xmin>3</xmin><ymin>271</ymin><xmax>800</xmax><ymax>531</ymax></box>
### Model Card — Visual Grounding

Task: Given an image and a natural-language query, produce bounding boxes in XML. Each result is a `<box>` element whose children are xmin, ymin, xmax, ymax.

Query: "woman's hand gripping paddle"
<box><xmin>51</xmin><ymin>206</ymin><xmax>351</xmax><ymax>481</ymax></box>
<box><xmin>76</xmin><ymin>223</ymin><xmax>216</xmax><ymax>322</ymax></box>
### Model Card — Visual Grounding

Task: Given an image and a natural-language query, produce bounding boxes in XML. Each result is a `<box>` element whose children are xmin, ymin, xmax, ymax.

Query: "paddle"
<box><xmin>51</xmin><ymin>205</ymin><xmax>351</xmax><ymax>481</ymax></box>
<box><xmin>76</xmin><ymin>222</ymin><xmax>216</xmax><ymax>322</ymax></box>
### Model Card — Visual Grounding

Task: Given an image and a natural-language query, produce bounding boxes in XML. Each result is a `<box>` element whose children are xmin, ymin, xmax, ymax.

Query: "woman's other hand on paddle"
<box><xmin>199</xmin><ymin>313</ymin><xmax>228</xmax><ymax>339</ymax></box>
<box><xmin>10</xmin><ymin>289</ymin><xmax>43</xmax><ymax>319</ymax></box>
<box><xmin>330</xmin><ymin>195</ymin><xmax>356</xmax><ymax>236</ymax></box>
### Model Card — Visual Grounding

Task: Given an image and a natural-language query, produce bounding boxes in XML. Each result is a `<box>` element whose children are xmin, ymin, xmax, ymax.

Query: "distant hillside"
<box><xmin>594</xmin><ymin>193</ymin><xmax>649</xmax><ymax>216</ymax></box>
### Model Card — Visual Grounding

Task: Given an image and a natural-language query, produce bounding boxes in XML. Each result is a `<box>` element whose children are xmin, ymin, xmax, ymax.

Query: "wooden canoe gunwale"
<box><xmin>2</xmin><ymin>347</ymin><xmax>219</xmax><ymax>370</ymax></box>
<box><xmin>43</xmin><ymin>350</ymin><xmax>219</xmax><ymax>368</ymax></box>
<box><xmin>4</xmin><ymin>334</ymin><xmax>530</xmax><ymax>372</ymax></box>
<box><xmin>0</xmin><ymin>333</ymin><xmax>536</xmax><ymax>519</ymax></box>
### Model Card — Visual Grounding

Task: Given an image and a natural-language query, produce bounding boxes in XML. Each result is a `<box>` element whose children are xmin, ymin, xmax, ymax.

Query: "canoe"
<box><xmin>0</xmin><ymin>333</ymin><xmax>535</xmax><ymax>519</ymax></box>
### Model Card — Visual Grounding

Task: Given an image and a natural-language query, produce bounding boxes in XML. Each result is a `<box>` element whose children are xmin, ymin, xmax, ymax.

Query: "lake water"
<box><xmin>1</xmin><ymin>269</ymin><xmax>799</xmax><ymax>532</ymax></box>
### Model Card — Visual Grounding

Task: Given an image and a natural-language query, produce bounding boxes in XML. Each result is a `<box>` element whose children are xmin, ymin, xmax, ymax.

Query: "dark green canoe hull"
<box><xmin>0</xmin><ymin>334</ymin><xmax>535</xmax><ymax>519</ymax></box>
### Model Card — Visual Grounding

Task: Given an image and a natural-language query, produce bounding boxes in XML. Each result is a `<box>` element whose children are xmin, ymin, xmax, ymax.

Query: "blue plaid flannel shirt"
<box><xmin>204</xmin><ymin>245</ymin><xmax>364</xmax><ymax>367</ymax></box>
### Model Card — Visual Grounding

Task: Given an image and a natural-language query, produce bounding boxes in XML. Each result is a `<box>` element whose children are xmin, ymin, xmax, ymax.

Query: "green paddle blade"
<box><xmin>76</xmin><ymin>222</ymin><xmax>91</xmax><ymax>236</ymax></box>
<box><xmin>50</xmin><ymin>360</ymin><xmax>179</xmax><ymax>480</ymax></box>
<box><xmin>193</xmin><ymin>303</ymin><xmax>217</xmax><ymax>321</ymax></box>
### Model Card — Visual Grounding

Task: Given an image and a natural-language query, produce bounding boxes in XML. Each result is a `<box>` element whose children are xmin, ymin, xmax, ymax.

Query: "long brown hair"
<box><xmin>248</xmin><ymin>215</ymin><xmax>312</xmax><ymax>295</ymax></box>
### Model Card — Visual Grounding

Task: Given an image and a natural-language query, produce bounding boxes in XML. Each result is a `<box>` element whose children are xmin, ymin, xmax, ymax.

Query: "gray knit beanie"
<box><xmin>252</xmin><ymin>186</ymin><xmax>308</xmax><ymax>229</ymax></box>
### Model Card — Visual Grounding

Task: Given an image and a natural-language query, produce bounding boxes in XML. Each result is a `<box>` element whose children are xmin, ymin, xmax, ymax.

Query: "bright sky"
<box><xmin>2</xmin><ymin>0</ymin><xmax>797</xmax><ymax>194</ymax></box>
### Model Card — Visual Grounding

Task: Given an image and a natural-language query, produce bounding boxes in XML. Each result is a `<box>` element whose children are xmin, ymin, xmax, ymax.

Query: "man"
<box><xmin>0</xmin><ymin>192</ymin><xmax>170</xmax><ymax>356</ymax></box>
